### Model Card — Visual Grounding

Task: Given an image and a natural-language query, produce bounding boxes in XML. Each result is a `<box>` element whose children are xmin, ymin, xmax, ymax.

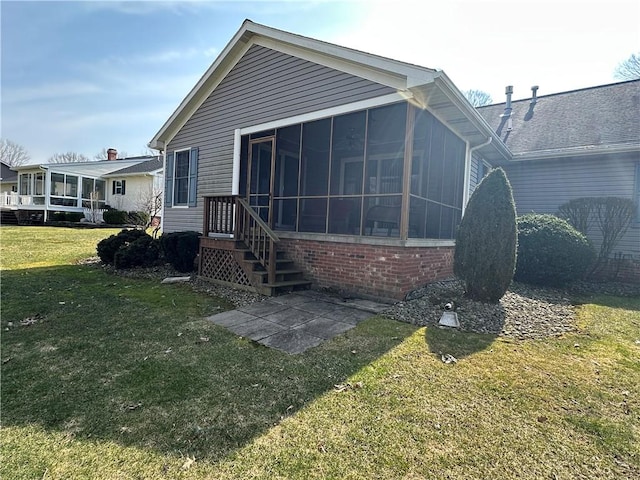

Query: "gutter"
<box><xmin>432</xmin><ymin>72</ymin><xmax>512</xmax><ymax>162</ymax></box>
<box><xmin>462</xmin><ymin>136</ymin><xmax>493</xmax><ymax>212</ymax></box>
<box><xmin>511</xmin><ymin>143</ymin><xmax>640</xmax><ymax>161</ymax></box>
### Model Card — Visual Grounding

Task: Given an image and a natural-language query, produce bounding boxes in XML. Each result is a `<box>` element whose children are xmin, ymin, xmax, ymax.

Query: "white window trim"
<box><xmin>232</xmin><ymin>93</ymin><xmax>411</xmax><ymax>195</ymax></box>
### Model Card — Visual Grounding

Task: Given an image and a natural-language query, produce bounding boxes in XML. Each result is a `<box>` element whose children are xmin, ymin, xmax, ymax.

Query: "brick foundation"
<box><xmin>279</xmin><ymin>237</ymin><xmax>454</xmax><ymax>300</ymax></box>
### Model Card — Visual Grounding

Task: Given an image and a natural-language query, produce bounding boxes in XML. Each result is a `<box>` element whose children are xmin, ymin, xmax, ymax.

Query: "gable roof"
<box><xmin>1</xmin><ymin>161</ymin><xmax>18</xmax><ymax>182</ymax></box>
<box><xmin>149</xmin><ymin>19</ymin><xmax>509</xmax><ymax>163</ymax></box>
<box><xmin>103</xmin><ymin>156</ymin><xmax>163</xmax><ymax>177</ymax></box>
<box><xmin>13</xmin><ymin>156</ymin><xmax>160</xmax><ymax>178</ymax></box>
<box><xmin>477</xmin><ymin>80</ymin><xmax>640</xmax><ymax>161</ymax></box>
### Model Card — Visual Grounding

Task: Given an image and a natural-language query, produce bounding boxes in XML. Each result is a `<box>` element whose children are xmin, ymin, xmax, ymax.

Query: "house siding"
<box><xmin>107</xmin><ymin>175</ymin><xmax>160</xmax><ymax>213</ymax></box>
<box><xmin>503</xmin><ymin>153</ymin><xmax>640</xmax><ymax>257</ymax></box>
<box><xmin>164</xmin><ymin>44</ymin><xmax>396</xmax><ymax>233</ymax></box>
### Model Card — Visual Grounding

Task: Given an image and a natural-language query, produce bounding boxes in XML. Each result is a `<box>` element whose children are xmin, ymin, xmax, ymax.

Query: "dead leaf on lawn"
<box><xmin>334</xmin><ymin>382</ymin><xmax>364</xmax><ymax>392</ymax></box>
<box><xmin>2</xmin><ymin>357</ymin><xmax>12</xmax><ymax>365</ymax></box>
<box><xmin>122</xmin><ymin>402</ymin><xmax>143</xmax><ymax>411</ymax></box>
<box><xmin>20</xmin><ymin>314</ymin><xmax>45</xmax><ymax>327</ymax></box>
<box><xmin>181</xmin><ymin>456</ymin><xmax>196</xmax><ymax>470</ymax></box>
<box><xmin>441</xmin><ymin>354</ymin><xmax>457</xmax><ymax>364</ymax></box>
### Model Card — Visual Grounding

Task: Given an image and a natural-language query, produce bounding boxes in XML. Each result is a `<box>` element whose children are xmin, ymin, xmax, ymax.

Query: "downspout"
<box><xmin>462</xmin><ymin>136</ymin><xmax>493</xmax><ymax>214</ymax></box>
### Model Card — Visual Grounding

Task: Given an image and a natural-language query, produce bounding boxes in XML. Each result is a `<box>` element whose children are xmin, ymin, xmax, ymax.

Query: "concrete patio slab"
<box><xmin>259</xmin><ymin>329</ymin><xmax>325</xmax><ymax>355</ymax></box>
<box><xmin>206</xmin><ymin>289</ymin><xmax>391</xmax><ymax>354</ymax></box>
<box><xmin>294</xmin><ymin>317</ymin><xmax>354</xmax><ymax>339</ymax></box>
<box><xmin>227</xmin><ymin>318</ymin><xmax>286</xmax><ymax>341</ymax></box>
<box><xmin>262</xmin><ymin>307</ymin><xmax>317</xmax><ymax>328</ymax></box>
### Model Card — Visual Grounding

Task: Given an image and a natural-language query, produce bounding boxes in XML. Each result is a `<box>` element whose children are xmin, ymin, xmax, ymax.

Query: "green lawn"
<box><xmin>1</xmin><ymin>226</ymin><xmax>638</xmax><ymax>479</ymax></box>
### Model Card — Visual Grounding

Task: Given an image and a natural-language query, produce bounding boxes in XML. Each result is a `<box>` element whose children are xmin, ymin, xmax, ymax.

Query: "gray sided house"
<box><xmin>478</xmin><ymin>81</ymin><xmax>640</xmax><ymax>281</ymax></box>
<box><xmin>150</xmin><ymin>20</ymin><xmax>508</xmax><ymax>300</ymax></box>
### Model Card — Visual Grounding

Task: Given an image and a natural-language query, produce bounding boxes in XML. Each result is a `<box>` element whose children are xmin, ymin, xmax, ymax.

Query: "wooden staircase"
<box><xmin>235</xmin><ymin>243</ymin><xmax>311</xmax><ymax>296</ymax></box>
<box><xmin>200</xmin><ymin>195</ymin><xmax>311</xmax><ymax>296</ymax></box>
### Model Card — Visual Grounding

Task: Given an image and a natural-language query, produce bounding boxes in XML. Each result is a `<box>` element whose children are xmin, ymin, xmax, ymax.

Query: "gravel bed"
<box><xmin>383</xmin><ymin>279</ymin><xmax>578</xmax><ymax>340</ymax></box>
<box><xmin>384</xmin><ymin>278</ymin><xmax>639</xmax><ymax>340</ymax></box>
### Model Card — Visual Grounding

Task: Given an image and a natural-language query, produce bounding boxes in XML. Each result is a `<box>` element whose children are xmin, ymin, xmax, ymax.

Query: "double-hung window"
<box><xmin>165</xmin><ymin>147</ymin><xmax>198</xmax><ymax>207</ymax></box>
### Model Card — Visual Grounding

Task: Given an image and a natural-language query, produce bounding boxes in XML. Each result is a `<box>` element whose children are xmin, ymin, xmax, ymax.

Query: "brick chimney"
<box><xmin>107</xmin><ymin>148</ymin><xmax>117</xmax><ymax>161</ymax></box>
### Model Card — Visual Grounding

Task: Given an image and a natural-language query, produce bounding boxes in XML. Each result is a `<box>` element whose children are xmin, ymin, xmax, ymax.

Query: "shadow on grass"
<box><xmin>1</xmin><ymin>264</ymin><xmax>417</xmax><ymax>463</ymax></box>
<box><xmin>570</xmin><ymin>293</ymin><xmax>640</xmax><ymax>312</ymax></box>
<box><xmin>424</xmin><ymin>326</ymin><xmax>498</xmax><ymax>360</ymax></box>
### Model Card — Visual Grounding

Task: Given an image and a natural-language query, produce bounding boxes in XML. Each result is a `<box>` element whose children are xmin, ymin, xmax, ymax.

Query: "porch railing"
<box><xmin>203</xmin><ymin>195</ymin><xmax>280</xmax><ymax>285</ymax></box>
<box><xmin>1</xmin><ymin>192</ymin><xmax>35</xmax><ymax>207</ymax></box>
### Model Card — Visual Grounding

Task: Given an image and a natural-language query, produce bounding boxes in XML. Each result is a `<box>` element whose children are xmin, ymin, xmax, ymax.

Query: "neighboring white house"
<box><xmin>2</xmin><ymin>152</ymin><xmax>163</xmax><ymax>224</ymax></box>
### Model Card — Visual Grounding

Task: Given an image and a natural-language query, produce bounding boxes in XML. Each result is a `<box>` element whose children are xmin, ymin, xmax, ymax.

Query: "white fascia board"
<box><xmin>149</xmin><ymin>19</ymin><xmax>438</xmax><ymax>150</ymax></box>
<box><xmin>248</xmin><ymin>21</ymin><xmax>437</xmax><ymax>88</ymax></box>
<box><xmin>239</xmin><ymin>92</ymin><xmax>412</xmax><ymax>135</ymax></box>
<box><xmin>148</xmin><ymin>23</ymin><xmax>256</xmax><ymax>150</ymax></box>
<box><xmin>431</xmin><ymin>73</ymin><xmax>512</xmax><ymax>161</ymax></box>
<box><xmin>254</xmin><ymin>36</ymin><xmax>406</xmax><ymax>91</ymax></box>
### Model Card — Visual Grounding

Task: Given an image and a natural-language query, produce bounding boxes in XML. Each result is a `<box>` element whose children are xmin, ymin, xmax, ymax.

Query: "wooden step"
<box><xmin>255</xmin><ymin>279</ymin><xmax>312</xmax><ymax>296</ymax></box>
<box><xmin>252</xmin><ymin>269</ymin><xmax>305</xmax><ymax>284</ymax></box>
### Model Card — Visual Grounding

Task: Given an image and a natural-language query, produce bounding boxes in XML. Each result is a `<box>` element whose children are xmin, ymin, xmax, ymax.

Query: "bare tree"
<box><xmin>464</xmin><ymin>89</ymin><xmax>493</xmax><ymax>107</ymax></box>
<box><xmin>0</xmin><ymin>138</ymin><xmax>31</xmax><ymax>166</ymax></box>
<box><xmin>48</xmin><ymin>152</ymin><xmax>91</xmax><ymax>163</ymax></box>
<box><xmin>136</xmin><ymin>183</ymin><xmax>163</xmax><ymax>230</ymax></box>
<box><xmin>614</xmin><ymin>52</ymin><xmax>640</xmax><ymax>81</ymax></box>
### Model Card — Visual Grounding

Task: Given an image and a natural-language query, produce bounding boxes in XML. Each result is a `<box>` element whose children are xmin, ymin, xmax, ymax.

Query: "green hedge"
<box><xmin>160</xmin><ymin>231</ymin><xmax>201</xmax><ymax>273</ymax></box>
<box><xmin>97</xmin><ymin>229</ymin><xmax>150</xmax><ymax>265</ymax></box>
<box><xmin>103</xmin><ymin>209</ymin><xmax>128</xmax><ymax>225</ymax></box>
<box><xmin>515</xmin><ymin>214</ymin><xmax>596</xmax><ymax>287</ymax></box>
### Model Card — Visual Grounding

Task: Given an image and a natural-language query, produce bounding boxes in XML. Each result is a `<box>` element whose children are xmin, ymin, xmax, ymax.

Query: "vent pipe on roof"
<box><xmin>530</xmin><ymin>85</ymin><xmax>539</xmax><ymax>105</ymax></box>
<box><xmin>501</xmin><ymin>86</ymin><xmax>513</xmax><ymax>131</ymax></box>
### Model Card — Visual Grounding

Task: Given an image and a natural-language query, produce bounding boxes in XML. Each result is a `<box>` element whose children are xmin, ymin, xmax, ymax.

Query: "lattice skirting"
<box><xmin>200</xmin><ymin>247</ymin><xmax>252</xmax><ymax>287</ymax></box>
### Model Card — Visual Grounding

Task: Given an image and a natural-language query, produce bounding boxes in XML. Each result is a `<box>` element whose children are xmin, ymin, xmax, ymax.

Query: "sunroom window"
<box><xmin>240</xmin><ymin>101</ymin><xmax>466</xmax><ymax>240</ymax></box>
<box><xmin>82</xmin><ymin>178</ymin><xmax>106</xmax><ymax>208</ymax></box>
<box><xmin>50</xmin><ymin>173</ymin><xmax>79</xmax><ymax>206</ymax></box>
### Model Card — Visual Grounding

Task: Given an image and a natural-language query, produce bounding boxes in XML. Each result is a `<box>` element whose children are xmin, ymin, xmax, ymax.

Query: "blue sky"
<box><xmin>2</xmin><ymin>0</ymin><xmax>638</xmax><ymax>164</ymax></box>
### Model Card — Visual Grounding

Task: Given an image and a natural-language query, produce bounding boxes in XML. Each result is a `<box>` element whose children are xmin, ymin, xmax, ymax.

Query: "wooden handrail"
<box><xmin>202</xmin><ymin>195</ymin><xmax>280</xmax><ymax>285</ymax></box>
<box><xmin>235</xmin><ymin>197</ymin><xmax>279</xmax><ymax>285</ymax></box>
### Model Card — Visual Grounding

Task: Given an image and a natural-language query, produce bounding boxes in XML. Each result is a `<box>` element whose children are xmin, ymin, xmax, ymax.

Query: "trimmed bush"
<box><xmin>453</xmin><ymin>167</ymin><xmax>517</xmax><ymax>303</ymax></box>
<box><xmin>127</xmin><ymin>211</ymin><xmax>150</xmax><ymax>227</ymax></box>
<box><xmin>515</xmin><ymin>214</ymin><xmax>596</xmax><ymax>287</ymax></box>
<box><xmin>103</xmin><ymin>209</ymin><xmax>128</xmax><ymax>225</ymax></box>
<box><xmin>114</xmin><ymin>235</ymin><xmax>161</xmax><ymax>269</ymax></box>
<box><xmin>160</xmin><ymin>231</ymin><xmax>200</xmax><ymax>273</ymax></box>
<box><xmin>97</xmin><ymin>228</ymin><xmax>149</xmax><ymax>265</ymax></box>
<box><xmin>65</xmin><ymin>212</ymin><xmax>84</xmax><ymax>222</ymax></box>
<box><xmin>51</xmin><ymin>211</ymin><xmax>66</xmax><ymax>221</ymax></box>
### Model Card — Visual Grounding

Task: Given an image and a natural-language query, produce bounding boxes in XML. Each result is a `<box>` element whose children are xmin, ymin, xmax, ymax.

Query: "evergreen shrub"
<box><xmin>160</xmin><ymin>231</ymin><xmax>201</xmax><ymax>273</ymax></box>
<box><xmin>515</xmin><ymin>214</ymin><xmax>595</xmax><ymax>287</ymax></box>
<box><xmin>453</xmin><ymin>167</ymin><xmax>517</xmax><ymax>303</ymax></box>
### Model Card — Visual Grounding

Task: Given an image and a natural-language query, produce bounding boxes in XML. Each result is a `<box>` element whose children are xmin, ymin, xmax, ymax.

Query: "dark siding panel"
<box><xmin>166</xmin><ymin>44</ymin><xmax>396</xmax><ymax>233</ymax></box>
<box><xmin>504</xmin><ymin>154</ymin><xmax>640</xmax><ymax>256</ymax></box>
